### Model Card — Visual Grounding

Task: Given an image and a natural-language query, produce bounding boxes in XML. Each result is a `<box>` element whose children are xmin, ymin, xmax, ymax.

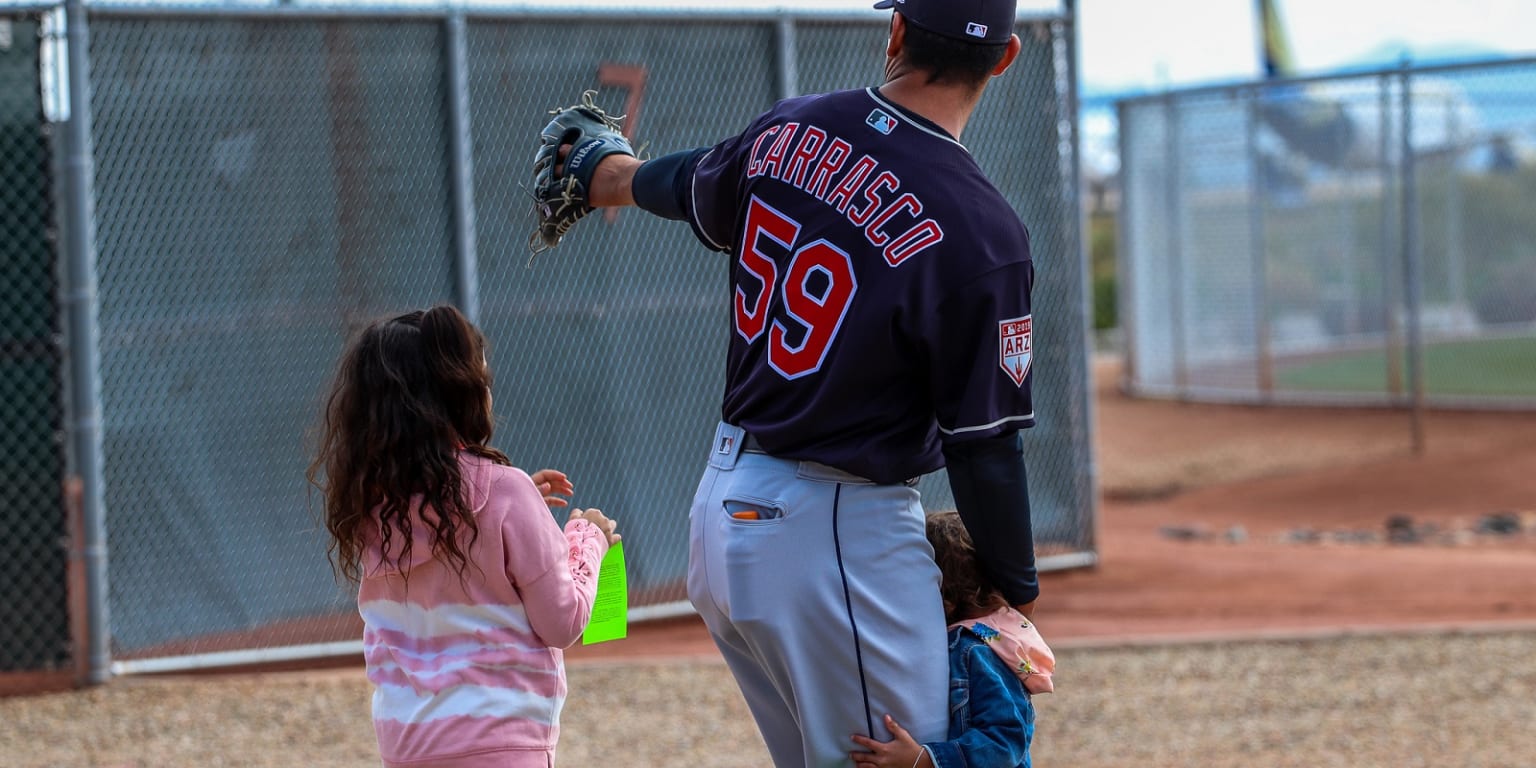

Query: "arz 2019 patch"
<box><xmin>999</xmin><ymin>315</ymin><xmax>1032</xmax><ymax>387</ymax></box>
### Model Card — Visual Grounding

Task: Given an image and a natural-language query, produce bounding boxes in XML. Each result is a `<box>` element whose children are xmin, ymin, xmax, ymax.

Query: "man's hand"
<box><xmin>552</xmin><ymin>146</ymin><xmax>640</xmax><ymax>208</ymax></box>
<box><xmin>586</xmin><ymin>153</ymin><xmax>642</xmax><ymax>208</ymax></box>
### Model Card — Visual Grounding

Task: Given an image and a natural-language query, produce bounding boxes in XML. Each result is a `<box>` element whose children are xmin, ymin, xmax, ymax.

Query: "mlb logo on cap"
<box><xmin>872</xmin><ymin>0</ymin><xmax>1016</xmax><ymax>45</ymax></box>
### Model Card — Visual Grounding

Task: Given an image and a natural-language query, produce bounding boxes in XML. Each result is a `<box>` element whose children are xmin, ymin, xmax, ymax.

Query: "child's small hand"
<box><xmin>850</xmin><ymin>714</ymin><xmax>930</xmax><ymax>768</ymax></box>
<box><xmin>570</xmin><ymin>507</ymin><xmax>620</xmax><ymax>546</ymax></box>
<box><xmin>530</xmin><ymin>469</ymin><xmax>574</xmax><ymax>507</ymax></box>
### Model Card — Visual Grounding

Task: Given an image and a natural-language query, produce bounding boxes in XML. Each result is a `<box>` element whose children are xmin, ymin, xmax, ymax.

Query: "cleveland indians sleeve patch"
<box><xmin>999</xmin><ymin>315</ymin><xmax>1033</xmax><ymax>387</ymax></box>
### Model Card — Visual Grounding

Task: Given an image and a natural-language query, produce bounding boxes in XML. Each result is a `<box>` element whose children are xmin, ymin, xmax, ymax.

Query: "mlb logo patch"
<box><xmin>999</xmin><ymin>315</ymin><xmax>1032</xmax><ymax>387</ymax></box>
<box><xmin>866</xmin><ymin>109</ymin><xmax>898</xmax><ymax>135</ymax></box>
<box><xmin>965</xmin><ymin>22</ymin><xmax>989</xmax><ymax>38</ymax></box>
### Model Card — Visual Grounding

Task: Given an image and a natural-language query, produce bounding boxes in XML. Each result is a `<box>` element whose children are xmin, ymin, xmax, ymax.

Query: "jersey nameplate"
<box><xmin>744</xmin><ymin>121</ymin><xmax>945</xmax><ymax>267</ymax></box>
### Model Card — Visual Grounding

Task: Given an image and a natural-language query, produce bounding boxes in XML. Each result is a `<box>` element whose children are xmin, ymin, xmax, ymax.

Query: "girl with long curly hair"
<box><xmin>310</xmin><ymin>304</ymin><xmax>618</xmax><ymax>768</ymax></box>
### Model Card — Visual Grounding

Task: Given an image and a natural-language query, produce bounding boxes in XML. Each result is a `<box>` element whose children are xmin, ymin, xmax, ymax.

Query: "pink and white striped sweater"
<box><xmin>357</xmin><ymin>454</ymin><xmax>610</xmax><ymax>768</ymax></box>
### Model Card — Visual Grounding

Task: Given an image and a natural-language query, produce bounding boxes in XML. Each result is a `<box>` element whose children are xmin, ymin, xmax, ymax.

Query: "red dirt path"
<box><xmin>567</xmin><ymin>356</ymin><xmax>1536</xmax><ymax>663</ymax></box>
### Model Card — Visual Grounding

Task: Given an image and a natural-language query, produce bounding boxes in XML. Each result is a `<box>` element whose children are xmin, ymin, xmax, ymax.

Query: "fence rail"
<box><xmin>0</xmin><ymin>3</ymin><xmax>1090</xmax><ymax>684</ymax></box>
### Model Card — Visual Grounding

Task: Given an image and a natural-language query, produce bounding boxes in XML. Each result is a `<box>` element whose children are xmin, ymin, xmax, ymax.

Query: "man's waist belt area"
<box><xmin>739</xmin><ymin>432</ymin><xmax>916</xmax><ymax>487</ymax></box>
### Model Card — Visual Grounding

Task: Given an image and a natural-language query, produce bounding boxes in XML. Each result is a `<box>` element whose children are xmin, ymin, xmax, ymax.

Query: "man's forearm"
<box><xmin>942</xmin><ymin>431</ymin><xmax>1040</xmax><ymax>608</ymax></box>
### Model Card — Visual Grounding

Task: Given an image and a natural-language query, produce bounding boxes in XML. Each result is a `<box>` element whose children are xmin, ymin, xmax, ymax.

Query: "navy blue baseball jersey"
<box><xmin>682</xmin><ymin>87</ymin><xmax>1035</xmax><ymax>485</ymax></box>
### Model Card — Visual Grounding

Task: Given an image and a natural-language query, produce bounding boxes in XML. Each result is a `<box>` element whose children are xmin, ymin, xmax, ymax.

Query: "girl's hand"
<box><xmin>570</xmin><ymin>507</ymin><xmax>620</xmax><ymax>546</ymax></box>
<box><xmin>530</xmin><ymin>469</ymin><xmax>574</xmax><ymax>508</ymax></box>
<box><xmin>850</xmin><ymin>715</ymin><xmax>929</xmax><ymax>768</ymax></box>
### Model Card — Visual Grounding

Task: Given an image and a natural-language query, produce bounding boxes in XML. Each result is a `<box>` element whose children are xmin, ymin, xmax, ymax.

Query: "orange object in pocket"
<box><xmin>730</xmin><ymin>509</ymin><xmax>761</xmax><ymax>520</ymax></box>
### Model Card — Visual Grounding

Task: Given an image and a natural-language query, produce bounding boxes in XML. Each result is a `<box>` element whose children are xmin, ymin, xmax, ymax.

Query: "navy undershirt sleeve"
<box><xmin>632</xmin><ymin>148</ymin><xmax>708</xmax><ymax>221</ymax></box>
<box><xmin>942</xmin><ymin>430</ymin><xmax>1040</xmax><ymax>606</ymax></box>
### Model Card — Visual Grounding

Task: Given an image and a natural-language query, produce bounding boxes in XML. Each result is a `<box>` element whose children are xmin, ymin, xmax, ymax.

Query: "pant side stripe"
<box><xmin>831</xmin><ymin>482</ymin><xmax>874</xmax><ymax>738</ymax></box>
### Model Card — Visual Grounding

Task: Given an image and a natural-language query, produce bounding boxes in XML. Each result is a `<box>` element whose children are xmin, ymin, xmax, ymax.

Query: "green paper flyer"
<box><xmin>582</xmin><ymin>541</ymin><xmax>628</xmax><ymax>645</ymax></box>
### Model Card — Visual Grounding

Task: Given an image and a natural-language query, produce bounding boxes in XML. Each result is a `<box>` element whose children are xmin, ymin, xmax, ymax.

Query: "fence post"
<box><xmin>1378</xmin><ymin>74</ymin><xmax>1402</xmax><ymax>396</ymax></box>
<box><xmin>774</xmin><ymin>14</ymin><xmax>798</xmax><ymax>101</ymax></box>
<box><xmin>1164</xmin><ymin>95</ymin><xmax>1188</xmax><ymax>395</ymax></box>
<box><xmin>1115</xmin><ymin>99</ymin><xmax>1138</xmax><ymax>389</ymax></box>
<box><xmin>1246</xmin><ymin>87</ymin><xmax>1272</xmax><ymax>397</ymax></box>
<box><xmin>61</xmin><ymin>0</ymin><xmax>111</xmax><ymax>685</ymax></box>
<box><xmin>1061</xmin><ymin>0</ymin><xmax>1098</xmax><ymax>557</ymax></box>
<box><xmin>1399</xmin><ymin>64</ymin><xmax>1426</xmax><ymax>454</ymax></box>
<box><xmin>1445</xmin><ymin>98</ymin><xmax>1466</xmax><ymax>310</ymax></box>
<box><xmin>445</xmin><ymin>11</ymin><xmax>480</xmax><ymax>324</ymax></box>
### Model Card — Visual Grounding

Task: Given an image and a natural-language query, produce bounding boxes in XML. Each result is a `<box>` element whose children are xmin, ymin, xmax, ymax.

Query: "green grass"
<box><xmin>1088</xmin><ymin>211</ymin><xmax>1118</xmax><ymax>331</ymax></box>
<box><xmin>1276</xmin><ymin>334</ymin><xmax>1536</xmax><ymax>397</ymax></box>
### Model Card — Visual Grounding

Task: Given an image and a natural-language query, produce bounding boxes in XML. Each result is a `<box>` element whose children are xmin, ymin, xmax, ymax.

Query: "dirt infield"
<box><xmin>568</xmin><ymin>355</ymin><xmax>1536</xmax><ymax>662</ymax></box>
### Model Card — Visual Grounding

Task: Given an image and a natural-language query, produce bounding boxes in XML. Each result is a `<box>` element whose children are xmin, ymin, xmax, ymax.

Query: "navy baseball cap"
<box><xmin>873</xmin><ymin>0</ymin><xmax>1017</xmax><ymax>45</ymax></box>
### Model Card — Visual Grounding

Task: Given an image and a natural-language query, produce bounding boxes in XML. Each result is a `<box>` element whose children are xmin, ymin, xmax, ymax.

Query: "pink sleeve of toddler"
<box><xmin>499</xmin><ymin>470</ymin><xmax>611</xmax><ymax>649</ymax></box>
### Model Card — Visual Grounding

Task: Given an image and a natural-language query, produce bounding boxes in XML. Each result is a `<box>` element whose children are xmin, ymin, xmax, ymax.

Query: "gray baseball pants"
<box><xmin>687</xmin><ymin>422</ymin><xmax>949</xmax><ymax>768</ymax></box>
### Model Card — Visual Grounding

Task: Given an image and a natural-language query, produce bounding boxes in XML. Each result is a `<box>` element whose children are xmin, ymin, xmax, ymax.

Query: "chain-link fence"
<box><xmin>1119</xmin><ymin>59</ymin><xmax>1536</xmax><ymax>408</ymax></box>
<box><xmin>3</xmin><ymin>3</ymin><xmax>1089</xmax><ymax>680</ymax></box>
<box><xmin>0</xmin><ymin>10</ymin><xmax>71</xmax><ymax>682</ymax></box>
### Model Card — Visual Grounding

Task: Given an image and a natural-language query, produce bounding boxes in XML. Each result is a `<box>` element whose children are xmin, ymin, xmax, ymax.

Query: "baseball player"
<box><xmin>533</xmin><ymin>1</ymin><xmax>1039</xmax><ymax>765</ymax></box>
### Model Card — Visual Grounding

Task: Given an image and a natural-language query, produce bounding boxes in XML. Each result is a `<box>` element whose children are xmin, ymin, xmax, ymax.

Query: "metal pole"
<box><xmin>61</xmin><ymin>0</ymin><xmax>110</xmax><ymax>685</ymax></box>
<box><xmin>445</xmin><ymin>12</ymin><xmax>480</xmax><ymax>323</ymax></box>
<box><xmin>1399</xmin><ymin>66</ymin><xmax>1426</xmax><ymax>454</ymax></box>
<box><xmin>1060</xmin><ymin>0</ymin><xmax>1098</xmax><ymax>561</ymax></box>
<box><xmin>1379</xmin><ymin>74</ymin><xmax>1402</xmax><ymax>396</ymax></box>
<box><xmin>1115</xmin><ymin>99</ymin><xmax>1138</xmax><ymax>389</ymax></box>
<box><xmin>1445</xmin><ymin>96</ymin><xmax>1465</xmax><ymax>310</ymax></box>
<box><xmin>1246</xmin><ymin>87</ymin><xmax>1272</xmax><ymax>397</ymax></box>
<box><xmin>774</xmin><ymin>14</ymin><xmax>798</xmax><ymax>101</ymax></box>
<box><xmin>1165</xmin><ymin>95</ymin><xmax>1188</xmax><ymax>395</ymax></box>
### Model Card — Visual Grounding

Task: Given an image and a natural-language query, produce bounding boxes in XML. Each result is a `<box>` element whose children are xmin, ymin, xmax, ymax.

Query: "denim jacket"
<box><xmin>921</xmin><ymin>625</ymin><xmax>1036</xmax><ymax>768</ymax></box>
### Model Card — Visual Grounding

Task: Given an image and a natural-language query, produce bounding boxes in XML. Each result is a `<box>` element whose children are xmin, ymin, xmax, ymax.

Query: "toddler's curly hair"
<box><xmin>927</xmin><ymin>510</ymin><xmax>1009</xmax><ymax>625</ymax></box>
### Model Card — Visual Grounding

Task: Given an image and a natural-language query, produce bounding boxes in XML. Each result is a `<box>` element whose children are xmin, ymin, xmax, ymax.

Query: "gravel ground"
<box><xmin>3</xmin><ymin>629</ymin><xmax>1533</xmax><ymax>768</ymax></box>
